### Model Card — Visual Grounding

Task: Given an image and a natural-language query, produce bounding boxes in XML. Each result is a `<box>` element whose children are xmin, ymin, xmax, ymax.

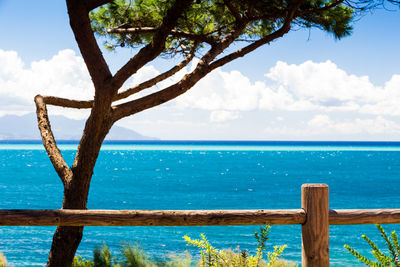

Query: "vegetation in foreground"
<box><xmin>345</xmin><ymin>224</ymin><xmax>400</xmax><ymax>266</ymax></box>
<box><xmin>0</xmin><ymin>252</ymin><xmax>7</xmax><ymax>267</ymax></box>
<box><xmin>0</xmin><ymin>226</ymin><xmax>296</xmax><ymax>267</ymax></box>
<box><xmin>71</xmin><ymin>225</ymin><xmax>296</xmax><ymax>267</ymax></box>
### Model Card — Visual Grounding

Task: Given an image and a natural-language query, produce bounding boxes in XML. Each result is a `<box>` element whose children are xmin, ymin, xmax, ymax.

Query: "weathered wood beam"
<box><xmin>2</xmin><ymin>208</ymin><xmax>400</xmax><ymax>227</ymax></box>
<box><xmin>0</xmin><ymin>209</ymin><xmax>305</xmax><ymax>226</ymax></box>
<box><xmin>34</xmin><ymin>95</ymin><xmax>73</xmax><ymax>185</ymax></box>
<box><xmin>329</xmin><ymin>209</ymin><xmax>400</xmax><ymax>225</ymax></box>
<box><xmin>301</xmin><ymin>184</ymin><xmax>329</xmax><ymax>267</ymax></box>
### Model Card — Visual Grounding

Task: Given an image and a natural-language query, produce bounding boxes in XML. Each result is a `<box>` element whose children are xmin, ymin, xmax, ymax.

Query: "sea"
<box><xmin>1</xmin><ymin>140</ymin><xmax>400</xmax><ymax>266</ymax></box>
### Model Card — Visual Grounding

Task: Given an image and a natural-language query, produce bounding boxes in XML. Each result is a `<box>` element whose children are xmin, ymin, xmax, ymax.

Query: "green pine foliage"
<box><xmin>90</xmin><ymin>0</ymin><xmax>354</xmax><ymax>53</ymax></box>
<box><xmin>344</xmin><ymin>224</ymin><xmax>400</xmax><ymax>266</ymax></box>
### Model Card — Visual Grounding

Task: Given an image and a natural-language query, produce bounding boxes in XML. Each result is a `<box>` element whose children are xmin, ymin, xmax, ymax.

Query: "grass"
<box><xmin>0</xmin><ymin>247</ymin><xmax>296</xmax><ymax>267</ymax></box>
<box><xmin>72</xmin><ymin>243</ymin><xmax>297</xmax><ymax>267</ymax></box>
<box><xmin>71</xmin><ymin>226</ymin><xmax>297</xmax><ymax>267</ymax></box>
<box><xmin>1</xmin><ymin>226</ymin><xmax>297</xmax><ymax>267</ymax></box>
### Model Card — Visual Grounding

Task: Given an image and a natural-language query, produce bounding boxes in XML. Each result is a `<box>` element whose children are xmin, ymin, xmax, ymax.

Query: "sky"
<box><xmin>0</xmin><ymin>1</ymin><xmax>400</xmax><ymax>140</ymax></box>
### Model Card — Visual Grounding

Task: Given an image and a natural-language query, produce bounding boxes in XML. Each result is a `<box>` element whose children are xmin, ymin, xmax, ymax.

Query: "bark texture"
<box><xmin>4</xmin><ymin>208</ymin><xmax>400</xmax><ymax>226</ymax></box>
<box><xmin>47</xmin><ymin>226</ymin><xmax>84</xmax><ymax>267</ymax></box>
<box><xmin>0</xmin><ymin>209</ymin><xmax>307</xmax><ymax>226</ymax></box>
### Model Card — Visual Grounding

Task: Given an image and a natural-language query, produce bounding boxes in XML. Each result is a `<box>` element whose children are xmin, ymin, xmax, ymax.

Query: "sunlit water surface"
<box><xmin>1</xmin><ymin>141</ymin><xmax>400</xmax><ymax>266</ymax></box>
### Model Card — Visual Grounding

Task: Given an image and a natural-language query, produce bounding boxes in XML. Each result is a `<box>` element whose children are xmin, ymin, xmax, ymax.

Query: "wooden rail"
<box><xmin>1</xmin><ymin>184</ymin><xmax>399</xmax><ymax>267</ymax></box>
<box><xmin>0</xmin><ymin>209</ymin><xmax>306</xmax><ymax>226</ymax></box>
<box><xmin>2</xmin><ymin>208</ymin><xmax>400</xmax><ymax>226</ymax></box>
<box><xmin>329</xmin><ymin>209</ymin><xmax>400</xmax><ymax>224</ymax></box>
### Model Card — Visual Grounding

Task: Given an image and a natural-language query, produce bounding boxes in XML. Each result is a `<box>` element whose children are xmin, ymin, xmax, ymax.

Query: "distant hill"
<box><xmin>0</xmin><ymin>113</ymin><xmax>156</xmax><ymax>140</ymax></box>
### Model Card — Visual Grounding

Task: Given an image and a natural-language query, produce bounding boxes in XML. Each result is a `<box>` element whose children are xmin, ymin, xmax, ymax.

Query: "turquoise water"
<box><xmin>1</xmin><ymin>141</ymin><xmax>400</xmax><ymax>266</ymax></box>
<box><xmin>2</xmin><ymin>140</ymin><xmax>400</xmax><ymax>151</ymax></box>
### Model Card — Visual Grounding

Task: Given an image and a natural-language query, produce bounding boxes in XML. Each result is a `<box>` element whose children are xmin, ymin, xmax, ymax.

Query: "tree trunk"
<box><xmin>46</xmin><ymin>112</ymin><xmax>113</xmax><ymax>267</ymax></box>
<box><xmin>46</xmin><ymin>226</ymin><xmax>84</xmax><ymax>267</ymax></box>
<box><xmin>47</xmin><ymin>177</ymin><xmax>91</xmax><ymax>267</ymax></box>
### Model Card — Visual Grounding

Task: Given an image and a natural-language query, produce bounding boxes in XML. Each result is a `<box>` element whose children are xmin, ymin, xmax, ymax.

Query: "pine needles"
<box><xmin>344</xmin><ymin>224</ymin><xmax>400</xmax><ymax>266</ymax></box>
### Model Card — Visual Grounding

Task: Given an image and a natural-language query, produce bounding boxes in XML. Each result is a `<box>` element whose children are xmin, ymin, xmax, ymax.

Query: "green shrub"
<box><xmin>184</xmin><ymin>225</ymin><xmax>289</xmax><ymax>267</ymax></box>
<box><xmin>72</xmin><ymin>256</ymin><xmax>94</xmax><ymax>267</ymax></box>
<box><xmin>72</xmin><ymin>226</ymin><xmax>295</xmax><ymax>267</ymax></box>
<box><xmin>1</xmin><ymin>227</ymin><xmax>295</xmax><ymax>267</ymax></box>
<box><xmin>119</xmin><ymin>242</ymin><xmax>159</xmax><ymax>267</ymax></box>
<box><xmin>157</xmin><ymin>252</ymin><xmax>192</xmax><ymax>267</ymax></box>
<box><xmin>269</xmin><ymin>259</ymin><xmax>297</xmax><ymax>267</ymax></box>
<box><xmin>93</xmin><ymin>244</ymin><xmax>114</xmax><ymax>267</ymax></box>
<box><xmin>344</xmin><ymin>224</ymin><xmax>400</xmax><ymax>266</ymax></box>
<box><xmin>72</xmin><ymin>242</ymin><xmax>186</xmax><ymax>267</ymax></box>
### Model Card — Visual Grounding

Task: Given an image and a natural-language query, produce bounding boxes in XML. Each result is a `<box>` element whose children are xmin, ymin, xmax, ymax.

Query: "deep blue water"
<box><xmin>1</xmin><ymin>141</ymin><xmax>400</xmax><ymax>266</ymax></box>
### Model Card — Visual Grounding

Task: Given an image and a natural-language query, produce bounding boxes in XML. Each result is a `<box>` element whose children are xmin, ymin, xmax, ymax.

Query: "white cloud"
<box><xmin>359</xmin><ymin>74</ymin><xmax>400</xmax><ymax>116</ymax></box>
<box><xmin>176</xmin><ymin>60</ymin><xmax>400</xmax><ymax>117</ymax></box>
<box><xmin>2</xmin><ymin>48</ymin><xmax>400</xmax><ymax>140</ymax></box>
<box><xmin>264</xmin><ymin>115</ymin><xmax>400</xmax><ymax>138</ymax></box>
<box><xmin>0</xmin><ymin>50</ymin><xmax>24</xmax><ymax>79</ymax></box>
<box><xmin>210</xmin><ymin>110</ymin><xmax>241</xmax><ymax>122</ymax></box>
<box><xmin>262</xmin><ymin>61</ymin><xmax>400</xmax><ymax>115</ymax></box>
<box><xmin>3</xmin><ymin>48</ymin><xmax>400</xmax><ymax>121</ymax></box>
<box><xmin>0</xmin><ymin>49</ymin><xmax>164</xmax><ymax>119</ymax></box>
<box><xmin>175</xmin><ymin>69</ymin><xmax>263</xmax><ymax>112</ymax></box>
<box><xmin>0</xmin><ymin>49</ymin><xmax>94</xmax><ymax>118</ymax></box>
<box><xmin>121</xmin><ymin>119</ymin><xmax>208</xmax><ymax>128</ymax></box>
<box><xmin>122</xmin><ymin>65</ymin><xmax>160</xmax><ymax>90</ymax></box>
<box><xmin>266</xmin><ymin>60</ymin><xmax>379</xmax><ymax>105</ymax></box>
<box><xmin>307</xmin><ymin>114</ymin><xmax>400</xmax><ymax>135</ymax></box>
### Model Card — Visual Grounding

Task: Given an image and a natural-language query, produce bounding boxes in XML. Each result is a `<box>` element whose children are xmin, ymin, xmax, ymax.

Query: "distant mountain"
<box><xmin>0</xmin><ymin>113</ymin><xmax>157</xmax><ymax>140</ymax></box>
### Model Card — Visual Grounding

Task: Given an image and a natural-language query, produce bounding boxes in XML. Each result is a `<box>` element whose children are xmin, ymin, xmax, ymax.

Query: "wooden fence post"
<box><xmin>301</xmin><ymin>184</ymin><xmax>329</xmax><ymax>267</ymax></box>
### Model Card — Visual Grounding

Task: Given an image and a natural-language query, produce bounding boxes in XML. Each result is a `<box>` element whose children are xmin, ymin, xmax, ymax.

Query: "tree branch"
<box><xmin>43</xmin><ymin>96</ymin><xmax>93</xmax><ymax>109</ymax></box>
<box><xmin>209</xmin><ymin>29</ymin><xmax>290</xmax><ymax>71</ymax></box>
<box><xmin>67</xmin><ymin>0</ymin><xmax>113</xmax><ymax>89</ymax></box>
<box><xmin>114</xmin><ymin>46</ymin><xmax>196</xmax><ymax>101</ymax></box>
<box><xmin>107</xmin><ymin>27</ymin><xmax>217</xmax><ymax>45</ymax></box>
<box><xmin>111</xmin><ymin>0</ymin><xmax>193</xmax><ymax>90</ymax></box>
<box><xmin>298</xmin><ymin>0</ymin><xmax>345</xmax><ymax>15</ymax></box>
<box><xmin>42</xmin><ymin>48</ymin><xmax>195</xmax><ymax>108</ymax></box>
<box><xmin>247</xmin><ymin>12</ymin><xmax>286</xmax><ymax>21</ymax></box>
<box><xmin>111</xmin><ymin>34</ymin><xmax>240</xmax><ymax>120</ymax></box>
<box><xmin>246</xmin><ymin>0</ymin><xmax>337</xmax><ymax>23</ymax></box>
<box><xmin>34</xmin><ymin>95</ymin><xmax>73</xmax><ymax>186</ymax></box>
<box><xmin>223</xmin><ymin>0</ymin><xmax>242</xmax><ymax>22</ymax></box>
<box><xmin>111</xmin><ymin>24</ymin><xmax>248</xmax><ymax>121</ymax></box>
<box><xmin>209</xmin><ymin>0</ymin><xmax>305</xmax><ymax>71</ymax></box>
<box><xmin>85</xmin><ymin>0</ymin><xmax>114</xmax><ymax>11</ymax></box>
<box><xmin>67</xmin><ymin>2</ymin><xmax>194</xmax><ymax>185</ymax></box>
<box><xmin>111</xmin><ymin>0</ymin><xmax>306</xmax><ymax>122</ymax></box>
<box><xmin>111</xmin><ymin>68</ymin><xmax>205</xmax><ymax>122</ymax></box>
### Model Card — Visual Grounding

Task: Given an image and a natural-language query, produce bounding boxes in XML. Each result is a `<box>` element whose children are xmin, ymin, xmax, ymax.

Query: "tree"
<box><xmin>34</xmin><ymin>0</ymin><xmax>370</xmax><ymax>266</ymax></box>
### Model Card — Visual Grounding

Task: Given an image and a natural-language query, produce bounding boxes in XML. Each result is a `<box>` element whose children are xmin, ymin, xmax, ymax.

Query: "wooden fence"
<box><xmin>1</xmin><ymin>184</ymin><xmax>400</xmax><ymax>266</ymax></box>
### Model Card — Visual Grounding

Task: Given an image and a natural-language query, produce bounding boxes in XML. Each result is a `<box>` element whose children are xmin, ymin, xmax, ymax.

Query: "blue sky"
<box><xmin>0</xmin><ymin>1</ymin><xmax>400</xmax><ymax>140</ymax></box>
